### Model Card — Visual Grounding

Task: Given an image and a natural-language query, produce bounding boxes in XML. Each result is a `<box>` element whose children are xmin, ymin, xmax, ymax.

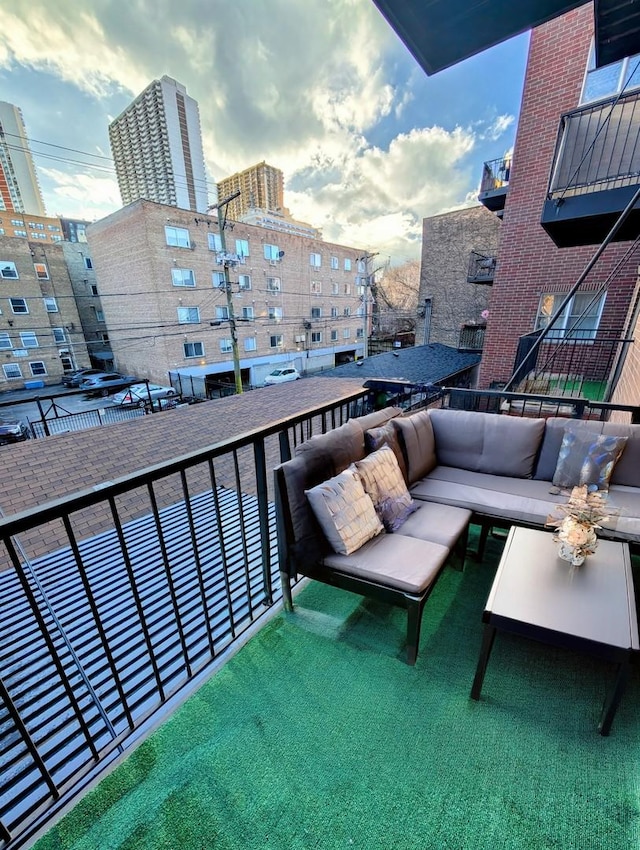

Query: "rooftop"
<box><xmin>318</xmin><ymin>344</ymin><xmax>480</xmax><ymax>384</ymax></box>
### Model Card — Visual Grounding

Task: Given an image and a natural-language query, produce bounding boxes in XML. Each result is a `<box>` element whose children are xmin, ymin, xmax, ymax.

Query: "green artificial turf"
<box><xmin>34</xmin><ymin>531</ymin><xmax>640</xmax><ymax>850</ymax></box>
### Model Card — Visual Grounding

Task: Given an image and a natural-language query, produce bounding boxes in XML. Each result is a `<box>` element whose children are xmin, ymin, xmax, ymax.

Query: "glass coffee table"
<box><xmin>471</xmin><ymin>526</ymin><xmax>638</xmax><ymax>735</ymax></box>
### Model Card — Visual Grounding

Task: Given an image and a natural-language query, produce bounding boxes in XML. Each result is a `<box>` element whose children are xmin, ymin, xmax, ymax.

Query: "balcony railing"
<box><xmin>542</xmin><ymin>89</ymin><xmax>640</xmax><ymax>245</ymax></box>
<box><xmin>458</xmin><ymin>324</ymin><xmax>485</xmax><ymax>352</ymax></box>
<box><xmin>478</xmin><ymin>156</ymin><xmax>510</xmax><ymax>214</ymax></box>
<box><xmin>467</xmin><ymin>251</ymin><xmax>496</xmax><ymax>283</ymax></box>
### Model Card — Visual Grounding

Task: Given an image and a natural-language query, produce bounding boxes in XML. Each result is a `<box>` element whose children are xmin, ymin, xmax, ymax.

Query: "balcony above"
<box><xmin>467</xmin><ymin>251</ymin><xmax>496</xmax><ymax>284</ymax></box>
<box><xmin>541</xmin><ymin>90</ymin><xmax>640</xmax><ymax>247</ymax></box>
<box><xmin>478</xmin><ymin>157</ymin><xmax>510</xmax><ymax>215</ymax></box>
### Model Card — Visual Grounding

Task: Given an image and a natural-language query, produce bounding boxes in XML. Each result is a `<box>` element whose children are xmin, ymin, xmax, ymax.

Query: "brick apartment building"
<box><xmin>0</xmin><ymin>232</ymin><xmax>89</xmax><ymax>388</ymax></box>
<box><xmin>86</xmin><ymin>199</ymin><xmax>369</xmax><ymax>391</ymax></box>
<box><xmin>479</xmin><ymin>3</ymin><xmax>640</xmax><ymax>396</ymax></box>
<box><xmin>417</xmin><ymin>206</ymin><xmax>500</xmax><ymax>350</ymax></box>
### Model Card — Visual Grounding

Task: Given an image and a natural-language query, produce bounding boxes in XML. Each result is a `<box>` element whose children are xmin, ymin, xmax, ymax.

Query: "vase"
<box><xmin>557</xmin><ymin>541</ymin><xmax>586</xmax><ymax>566</ymax></box>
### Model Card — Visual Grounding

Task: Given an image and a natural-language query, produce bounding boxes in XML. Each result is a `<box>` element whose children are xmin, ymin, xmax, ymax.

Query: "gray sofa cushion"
<box><xmin>410</xmin><ymin>466</ymin><xmax>640</xmax><ymax>542</ymax></box>
<box><xmin>396</xmin><ymin>501</ymin><xmax>471</xmax><ymax>549</ymax></box>
<box><xmin>429</xmin><ymin>409</ymin><xmax>545</xmax><ymax>478</ymax></box>
<box><xmin>534</xmin><ymin>417</ymin><xmax>640</xmax><ymax>487</ymax></box>
<box><xmin>323</xmin><ymin>533</ymin><xmax>449</xmax><ymax>594</ymax></box>
<box><xmin>296</xmin><ymin>419</ymin><xmax>365</xmax><ymax>473</ymax></box>
<box><xmin>392</xmin><ymin>410</ymin><xmax>437</xmax><ymax>484</ymax></box>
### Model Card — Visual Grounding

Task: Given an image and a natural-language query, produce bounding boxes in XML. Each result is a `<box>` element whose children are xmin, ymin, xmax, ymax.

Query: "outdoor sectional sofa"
<box><xmin>274</xmin><ymin>406</ymin><xmax>640</xmax><ymax>663</ymax></box>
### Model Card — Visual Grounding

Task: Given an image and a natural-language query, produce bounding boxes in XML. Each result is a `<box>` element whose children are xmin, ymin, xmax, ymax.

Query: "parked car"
<box><xmin>111</xmin><ymin>383</ymin><xmax>177</xmax><ymax>407</ymax></box>
<box><xmin>0</xmin><ymin>416</ymin><xmax>31</xmax><ymax>445</ymax></box>
<box><xmin>62</xmin><ymin>368</ymin><xmax>106</xmax><ymax>388</ymax></box>
<box><xmin>264</xmin><ymin>366</ymin><xmax>301</xmax><ymax>385</ymax></box>
<box><xmin>80</xmin><ymin>372</ymin><xmax>138</xmax><ymax>397</ymax></box>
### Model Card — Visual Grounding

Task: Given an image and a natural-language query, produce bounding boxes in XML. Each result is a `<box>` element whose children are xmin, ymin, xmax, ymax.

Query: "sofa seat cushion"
<box><xmin>429</xmin><ymin>409</ymin><xmax>545</xmax><ymax>478</ymax></box>
<box><xmin>396</xmin><ymin>501</ymin><xmax>472</xmax><ymax>549</ymax></box>
<box><xmin>410</xmin><ymin>467</ymin><xmax>640</xmax><ymax>542</ymax></box>
<box><xmin>323</xmin><ymin>533</ymin><xmax>449</xmax><ymax>595</ymax></box>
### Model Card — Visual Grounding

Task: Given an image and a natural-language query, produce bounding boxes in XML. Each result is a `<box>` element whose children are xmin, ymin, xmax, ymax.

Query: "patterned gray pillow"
<box><xmin>552</xmin><ymin>431</ymin><xmax>628</xmax><ymax>491</ymax></box>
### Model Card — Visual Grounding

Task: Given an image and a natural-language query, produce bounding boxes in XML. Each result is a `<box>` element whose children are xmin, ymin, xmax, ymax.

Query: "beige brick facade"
<box><xmin>0</xmin><ymin>235</ymin><xmax>89</xmax><ymax>388</ymax></box>
<box><xmin>86</xmin><ymin>199</ymin><xmax>368</xmax><ymax>388</ymax></box>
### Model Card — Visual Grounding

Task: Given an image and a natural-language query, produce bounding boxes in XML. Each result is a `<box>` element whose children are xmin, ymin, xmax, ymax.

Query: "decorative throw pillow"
<box><xmin>552</xmin><ymin>430</ymin><xmax>628</xmax><ymax>491</ymax></box>
<box><xmin>354</xmin><ymin>446</ymin><xmax>418</xmax><ymax>532</ymax></box>
<box><xmin>364</xmin><ymin>422</ymin><xmax>408</xmax><ymax>482</ymax></box>
<box><xmin>306</xmin><ymin>468</ymin><xmax>383</xmax><ymax>555</ymax></box>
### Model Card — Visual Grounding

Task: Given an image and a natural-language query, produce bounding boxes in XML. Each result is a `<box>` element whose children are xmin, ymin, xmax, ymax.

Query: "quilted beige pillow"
<box><xmin>354</xmin><ymin>447</ymin><xmax>418</xmax><ymax>532</ymax></box>
<box><xmin>306</xmin><ymin>468</ymin><xmax>383</xmax><ymax>555</ymax></box>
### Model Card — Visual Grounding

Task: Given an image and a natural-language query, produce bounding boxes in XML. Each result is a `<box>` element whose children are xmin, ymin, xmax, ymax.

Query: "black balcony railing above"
<box><xmin>467</xmin><ymin>251</ymin><xmax>496</xmax><ymax>283</ymax></box>
<box><xmin>458</xmin><ymin>324</ymin><xmax>485</xmax><ymax>352</ymax></box>
<box><xmin>478</xmin><ymin>156</ymin><xmax>510</xmax><ymax>214</ymax></box>
<box><xmin>542</xmin><ymin>89</ymin><xmax>640</xmax><ymax>246</ymax></box>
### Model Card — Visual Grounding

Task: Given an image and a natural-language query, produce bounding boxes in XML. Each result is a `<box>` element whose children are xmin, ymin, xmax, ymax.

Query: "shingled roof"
<box><xmin>318</xmin><ymin>343</ymin><xmax>480</xmax><ymax>384</ymax></box>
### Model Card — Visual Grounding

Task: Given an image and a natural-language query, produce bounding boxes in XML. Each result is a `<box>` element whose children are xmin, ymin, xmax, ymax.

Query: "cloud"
<box><xmin>0</xmin><ymin>0</ymin><xmax>520</xmax><ymax>260</ymax></box>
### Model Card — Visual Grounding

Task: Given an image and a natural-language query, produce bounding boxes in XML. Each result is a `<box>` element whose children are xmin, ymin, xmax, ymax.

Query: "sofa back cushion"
<box><xmin>392</xmin><ymin>410</ymin><xmax>437</xmax><ymax>484</ymax></box>
<box><xmin>429</xmin><ymin>409</ymin><xmax>545</xmax><ymax>478</ymax></box>
<box><xmin>534</xmin><ymin>417</ymin><xmax>640</xmax><ymax>486</ymax></box>
<box><xmin>295</xmin><ymin>419</ymin><xmax>365</xmax><ymax>474</ymax></box>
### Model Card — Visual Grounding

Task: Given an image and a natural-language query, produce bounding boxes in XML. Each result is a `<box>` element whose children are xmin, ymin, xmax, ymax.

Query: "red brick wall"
<box><xmin>479</xmin><ymin>3</ymin><xmax>639</xmax><ymax>386</ymax></box>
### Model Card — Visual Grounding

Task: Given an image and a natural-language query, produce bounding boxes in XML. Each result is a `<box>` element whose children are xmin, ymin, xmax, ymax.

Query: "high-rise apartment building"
<box><xmin>109</xmin><ymin>76</ymin><xmax>209</xmax><ymax>213</ymax></box>
<box><xmin>217</xmin><ymin>162</ymin><xmax>285</xmax><ymax>220</ymax></box>
<box><xmin>0</xmin><ymin>102</ymin><xmax>47</xmax><ymax>216</ymax></box>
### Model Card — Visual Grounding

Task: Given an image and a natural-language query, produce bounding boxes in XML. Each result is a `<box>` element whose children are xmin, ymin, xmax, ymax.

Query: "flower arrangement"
<box><xmin>546</xmin><ymin>485</ymin><xmax>611</xmax><ymax>566</ymax></box>
<box><xmin>481</xmin><ymin>309</ymin><xmax>490</xmax><ymax>321</ymax></box>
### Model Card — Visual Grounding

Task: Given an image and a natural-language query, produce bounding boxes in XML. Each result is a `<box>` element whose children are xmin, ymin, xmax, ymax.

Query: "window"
<box><xmin>100</xmin><ymin>332</ymin><xmax>110</xmax><ymax>343</ymax></box>
<box><xmin>0</xmin><ymin>262</ymin><xmax>18</xmax><ymax>279</ymax></box>
<box><xmin>90</xmin><ymin>284</ymin><xmax>99</xmax><ymax>296</ymax></box>
<box><xmin>236</xmin><ymin>238</ymin><xmax>249</xmax><ymax>258</ymax></box>
<box><xmin>330</xmin><ymin>306</ymin><xmax>338</xmax><ymax>318</ymax></box>
<box><xmin>10</xmin><ymin>219</ymin><xmax>24</xmax><ymax>226</ymax></box>
<box><xmin>172</xmin><ymin>268</ymin><xmax>196</xmax><ymax>287</ymax></box>
<box><xmin>310</xmin><ymin>252</ymin><xmax>321</xmax><ymax>268</ymax></box>
<box><xmin>92</xmin><ymin>307</ymin><xmax>105</xmax><ymax>322</ymax></box>
<box><xmin>20</xmin><ymin>332</ymin><xmax>38</xmax><ymax>348</ymax></box>
<box><xmin>270</xmin><ymin>334</ymin><xmax>283</xmax><ymax>348</ymax></box>
<box><xmin>343</xmin><ymin>328</ymin><xmax>351</xmax><ymax>339</ymax></box>
<box><xmin>220</xmin><ymin>338</ymin><xmax>233</xmax><ymax>353</ymax></box>
<box><xmin>310</xmin><ymin>281</ymin><xmax>321</xmax><ymax>295</ymax></box>
<box><xmin>3</xmin><ymin>364</ymin><xmax>22</xmax><ymax>379</ymax></box>
<box><xmin>47</xmin><ymin>224</ymin><xmax>61</xmax><ymax>232</ymax></box>
<box><xmin>343</xmin><ymin>307</ymin><xmax>351</xmax><ymax>317</ymax></box>
<box><xmin>244</xmin><ymin>337</ymin><xmax>257</xmax><ymax>352</ymax></box>
<box><xmin>242</xmin><ymin>306</ymin><xmax>254</xmax><ymax>320</ymax></box>
<box><xmin>344</xmin><ymin>258</ymin><xmax>352</xmax><ymax>271</ymax></box>
<box><xmin>13</xmin><ymin>230</ymin><xmax>27</xmax><ymax>238</ymax></box>
<box><xmin>357</xmin><ymin>259</ymin><xmax>366</xmax><ymax>274</ymax></box>
<box><xmin>331</xmin><ymin>256</ymin><xmax>339</xmax><ymax>270</ymax></box>
<box><xmin>212</xmin><ymin>272</ymin><xmax>226</xmax><ymax>288</ymax></box>
<box><xmin>30</xmin><ymin>232</ymin><xmax>47</xmax><ymax>240</ymax></box>
<box><xmin>44</xmin><ymin>297</ymin><xmax>58</xmax><ymax>313</ymax></box>
<box><xmin>208</xmin><ymin>232</ymin><xmax>222</xmax><ymax>252</ymax></box>
<box><xmin>356</xmin><ymin>328</ymin><xmax>364</xmax><ymax>338</ymax></box>
<box><xmin>311</xmin><ymin>306</ymin><xmax>322</xmax><ymax>319</ymax></box>
<box><xmin>50</xmin><ymin>235</ymin><xmax>62</xmax><ymax>242</ymax></box>
<box><xmin>582</xmin><ymin>46</ymin><xmax>640</xmax><ymax>104</ymax></box>
<box><xmin>332</xmin><ymin>282</ymin><xmax>339</xmax><ymax>295</ymax></box>
<box><xmin>535</xmin><ymin>292</ymin><xmax>606</xmax><ymax>340</ymax></box>
<box><xmin>344</xmin><ymin>284</ymin><xmax>351</xmax><ymax>295</ymax></box>
<box><xmin>267</xmin><ymin>277</ymin><xmax>281</xmax><ymax>293</ymax></box>
<box><xmin>238</xmin><ymin>274</ymin><xmax>252</xmax><ymax>290</ymax></box>
<box><xmin>0</xmin><ymin>332</ymin><xmax>12</xmax><ymax>349</ymax></box>
<box><xmin>33</xmin><ymin>263</ymin><xmax>48</xmax><ymax>280</ymax></box>
<box><xmin>165</xmin><ymin>225</ymin><xmax>190</xmax><ymax>248</ymax></box>
<box><xmin>268</xmin><ymin>306</ymin><xmax>283</xmax><ymax>322</ymax></box>
<box><xmin>330</xmin><ymin>329</ymin><xmax>338</xmax><ymax>341</ymax></box>
<box><xmin>29</xmin><ymin>361</ymin><xmax>47</xmax><ymax>376</ymax></box>
<box><xmin>216</xmin><ymin>306</ymin><xmax>229</xmax><ymax>320</ymax></box>
<box><xmin>28</xmin><ymin>222</ymin><xmax>44</xmax><ymax>230</ymax></box>
<box><xmin>178</xmin><ymin>307</ymin><xmax>200</xmax><ymax>323</ymax></box>
<box><xmin>10</xmin><ymin>298</ymin><xmax>28</xmax><ymax>314</ymax></box>
<box><xmin>311</xmin><ymin>331</ymin><xmax>322</xmax><ymax>343</ymax></box>
<box><xmin>84</xmin><ymin>257</ymin><xmax>93</xmax><ymax>270</ymax></box>
<box><xmin>52</xmin><ymin>327</ymin><xmax>65</xmax><ymax>343</ymax></box>
<box><xmin>264</xmin><ymin>243</ymin><xmax>280</xmax><ymax>261</ymax></box>
<box><xmin>184</xmin><ymin>341</ymin><xmax>204</xmax><ymax>358</ymax></box>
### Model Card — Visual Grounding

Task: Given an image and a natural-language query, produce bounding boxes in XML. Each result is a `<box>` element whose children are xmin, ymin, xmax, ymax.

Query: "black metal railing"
<box><xmin>511</xmin><ymin>331</ymin><xmax>633</xmax><ymax>401</ymax></box>
<box><xmin>480</xmin><ymin>156</ymin><xmax>511</xmax><ymax>194</ymax></box>
<box><xmin>467</xmin><ymin>251</ymin><xmax>496</xmax><ymax>283</ymax></box>
<box><xmin>458</xmin><ymin>325</ymin><xmax>486</xmax><ymax>352</ymax></box>
<box><xmin>0</xmin><ymin>390</ymin><xmax>369</xmax><ymax>849</ymax></box>
<box><xmin>548</xmin><ymin>89</ymin><xmax>640</xmax><ymax>199</ymax></box>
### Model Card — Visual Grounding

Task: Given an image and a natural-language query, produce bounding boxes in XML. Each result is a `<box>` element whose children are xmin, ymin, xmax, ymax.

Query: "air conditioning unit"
<box><xmin>58</xmin><ymin>349</ymin><xmax>70</xmax><ymax>356</ymax></box>
<box><xmin>269</xmin><ymin>259</ymin><xmax>278</xmax><ymax>266</ymax></box>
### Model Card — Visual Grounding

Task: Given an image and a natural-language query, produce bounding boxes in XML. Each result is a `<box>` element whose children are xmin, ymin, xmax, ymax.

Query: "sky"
<box><xmin>0</xmin><ymin>0</ymin><xmax>529</xmax><ymax>264</ymax></box>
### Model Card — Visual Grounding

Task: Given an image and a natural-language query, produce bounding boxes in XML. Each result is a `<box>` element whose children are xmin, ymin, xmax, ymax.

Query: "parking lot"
<box><xmin>0</xmin><ymin>385</ymin><xmax>132</xmax><ymax>434</ymax></box>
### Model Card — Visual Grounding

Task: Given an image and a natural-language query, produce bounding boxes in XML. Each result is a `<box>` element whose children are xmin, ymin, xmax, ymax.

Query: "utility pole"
<box><xmin>210</xmin><ymin>191</ymin><xmax>243</xmax><ymax>394</ymax></box>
